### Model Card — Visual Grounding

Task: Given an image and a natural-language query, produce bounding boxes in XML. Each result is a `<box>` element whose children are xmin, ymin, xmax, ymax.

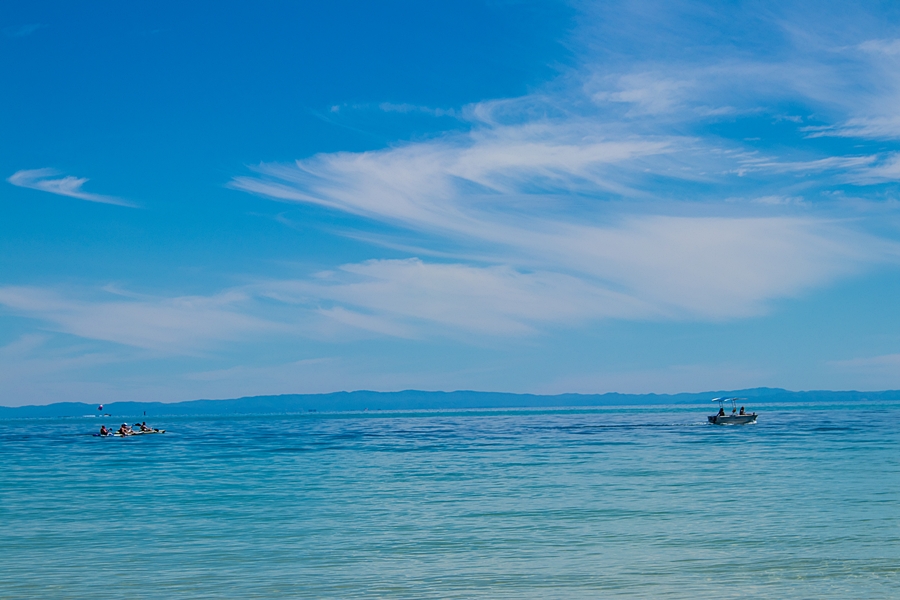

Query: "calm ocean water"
<box><xmin>1</xmin><ymin>402</ymin><xmax>898</xmax><ymax>598</ymax></box>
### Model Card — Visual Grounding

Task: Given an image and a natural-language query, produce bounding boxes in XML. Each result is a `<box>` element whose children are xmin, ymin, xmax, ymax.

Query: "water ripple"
<box><xmin>1</xmin><ymin>404</ymin><xmax>898</xmax><ymax>598</ymax></box>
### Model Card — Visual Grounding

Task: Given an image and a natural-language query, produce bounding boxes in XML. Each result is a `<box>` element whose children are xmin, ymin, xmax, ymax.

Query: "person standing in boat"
<box><xmin>739</xmin><ymin>406</ymin><xmax>746</xmax><ymax>415</ymax></box>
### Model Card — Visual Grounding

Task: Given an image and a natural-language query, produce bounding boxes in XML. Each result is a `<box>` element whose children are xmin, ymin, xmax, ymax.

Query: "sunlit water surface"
<box><xmin>1</xmin><ymin>403</ymin><xmax>898</xmax><ymax>598</ymax></box>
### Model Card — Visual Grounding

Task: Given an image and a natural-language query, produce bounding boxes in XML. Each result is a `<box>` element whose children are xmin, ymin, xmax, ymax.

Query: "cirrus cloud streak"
<box><xmin>8</xmin><ymin>168</ymin><xmax>137</xmax><ymax>207</ymax></box>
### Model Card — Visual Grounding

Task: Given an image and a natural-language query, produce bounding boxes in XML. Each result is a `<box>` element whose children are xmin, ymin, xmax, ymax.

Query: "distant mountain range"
<box><xmin>2</xmin><ymin>388</ymin><xmax>899</xmax><ymax>419</ymax></box>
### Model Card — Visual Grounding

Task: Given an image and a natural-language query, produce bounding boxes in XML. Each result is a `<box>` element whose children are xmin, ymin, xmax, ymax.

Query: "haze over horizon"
<box><xmin>4</xmin><ymin>1</ymin><xmax>900</xmax><ymax>407</ymax></box>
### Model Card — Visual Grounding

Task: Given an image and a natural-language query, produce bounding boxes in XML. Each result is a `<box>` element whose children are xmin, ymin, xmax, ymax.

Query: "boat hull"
<box><xmin>707</xmin><ymin>414</ymin><xmax>757</xmax><ymax>425</ymax></box>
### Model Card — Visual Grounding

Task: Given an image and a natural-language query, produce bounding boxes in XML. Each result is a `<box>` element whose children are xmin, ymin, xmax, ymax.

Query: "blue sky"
<box><xmin>3</xmin><ymin>1</ymin><xmax>900</xmax><ymax>406</ymax></box>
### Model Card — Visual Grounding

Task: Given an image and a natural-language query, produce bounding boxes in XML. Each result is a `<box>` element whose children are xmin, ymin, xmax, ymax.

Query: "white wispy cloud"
<box><xmin>3</xmin><ymin>215</ymin><xmax>886</xmax><ymax>350</ymax></box>
<box><xmin>858</xmin><ymin>39</ymin><xmax>900</xmax><ymax>56</ymax></box>
<box><xmin>7</xmin><ymin>168</ymin><xmax>137</xmax><ymax>207</ymax></box>
<box><xmin>0</xmin><ymin>333</ymin><xmax>145</xmax><ymax>406</ymax></box>
<box><xmin>826</xmin><ymin>353</ymin><xmax>900</xmax><ymax>389</ymax></box>
<box><xmin>230</xmin><ymin>121</ymin><xmax>897</xmax><ymax>328</ymax></box>
<box><xmin>832</xmin><ymin>353</ymin><xmax>900</xmax><ymax>369</ymax></box>
<box><xmin>223</xmin><ymin>2</ymin><xmax>900</xmax><ymax>341</ymax></box>
<box><xmin>846</xmin><ymin>153</ymin><xmax>900</xmax><ymax>184</ymax></box>
<box><xmin>0</xmin><ymin>334</ymin><xmax>122</xmax><ymax>380</ymax></box>
<box><xmin>232</xmin><ymin>121</ymin><xmax>676</xmax><ymax>226</ymax></box>
<box><xmin>257</xmin><ymin>258</ymin><xmax>658</xmax><ymax>337</ymax></box>
<box><xmin>794</xmin><ymin>36</ymin><xmax>900</xmax><ymax>140</ymax></box>
<box><xmin>378</xmin><ymin>102</ymin><xmax>458</xmax><ymax>117</ymax></box>
<box><xmin>590</xmin><ymin>72</ymin><xmax>698</xmax><ymax>116</ymax></box>
<box><xmin>736</xmin><ymin>155</ymin><xmax>878</xmax><ymax>175</ymax></box>
<box><xmin>0</xmin><ymin>287</ymin><xmax>274</xmax><ymax>352</ymax></box>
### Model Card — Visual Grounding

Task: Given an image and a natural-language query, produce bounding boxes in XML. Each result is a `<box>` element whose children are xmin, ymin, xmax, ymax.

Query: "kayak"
<box><xmin>118</xmin><ymin>430</ymin><xmax>165</xmax><ymax>436</ymax></box>
<box><xmin>94</xmin><ymin>430</ymin><xmax>166</xmax><ymax>437</ymax></box>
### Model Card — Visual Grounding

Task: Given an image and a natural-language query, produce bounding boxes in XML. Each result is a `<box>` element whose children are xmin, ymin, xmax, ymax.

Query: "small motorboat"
<box><xmin>708</xmin><ymin>397</ymin><xmax>757</xmax><ymax>425</ymax></box>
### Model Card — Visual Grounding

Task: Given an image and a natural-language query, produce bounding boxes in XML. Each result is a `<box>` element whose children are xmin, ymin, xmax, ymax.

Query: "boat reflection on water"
<box><xmin>708</xmin><ymin>397</ymin><xmax>757</xmax><ymax>425</ymax></box>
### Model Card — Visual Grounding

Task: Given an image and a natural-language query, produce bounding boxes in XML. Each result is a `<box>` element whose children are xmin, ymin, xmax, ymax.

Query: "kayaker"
<box><xmin>139</xmin><ymin>422</ymin><xmax>153</xmax><ymax>432</ymax></box>
<box><xmin>99</xmin><ymin>425</ymin><xmax>109</xmax><ymax>436</ymax></box>
<box><xmin>118</xmin><ymin>423</ymin><xmax>132</xmax><ymax>435</ymax></box>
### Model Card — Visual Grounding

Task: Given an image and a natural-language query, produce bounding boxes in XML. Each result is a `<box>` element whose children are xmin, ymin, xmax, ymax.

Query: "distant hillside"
<box><xmin>2</xmin><ymin>388</ymin><xmax>899</xmax><ymax>419</ymax></box>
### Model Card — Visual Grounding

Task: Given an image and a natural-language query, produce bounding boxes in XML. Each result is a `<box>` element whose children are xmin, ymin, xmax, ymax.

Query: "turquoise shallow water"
<box><xmin>1</xmin><ymin>403</ymin><xmax>898</xmax><ymax>598</ymax></box>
